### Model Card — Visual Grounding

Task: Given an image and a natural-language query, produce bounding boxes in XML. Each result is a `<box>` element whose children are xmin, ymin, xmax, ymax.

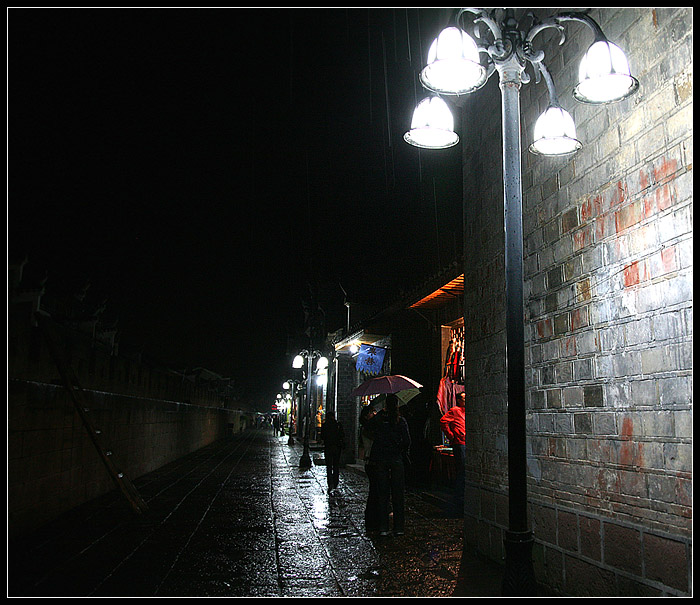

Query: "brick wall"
<box><xmin>334</xmin><ymin>353</ymin><xmax>360</xmax><ymax>464</ymax></box>
<box><xmin>461</xmin><ymin>8</ymin><xmax>691</xmax><ymax>596</ymax></box>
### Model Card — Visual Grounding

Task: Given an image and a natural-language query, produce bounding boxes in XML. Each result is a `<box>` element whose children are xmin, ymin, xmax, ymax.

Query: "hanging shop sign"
<box><xmin>355</xmin><ymin>344</ymin><xmax>386</xmax><ymax>375</ymax></box>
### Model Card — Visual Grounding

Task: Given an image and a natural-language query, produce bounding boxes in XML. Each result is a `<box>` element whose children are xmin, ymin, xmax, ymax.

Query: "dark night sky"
<box><xmin>8</xmin><ymin>8</ymin><xmax>463</xmax><ymax>406</ymax></box>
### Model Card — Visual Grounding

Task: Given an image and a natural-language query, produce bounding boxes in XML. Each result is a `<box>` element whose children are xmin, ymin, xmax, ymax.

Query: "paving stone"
<box><xmin>9</xmin><ymin>429</ymin><xmax>503</xmax><ymax>597</ymax></box>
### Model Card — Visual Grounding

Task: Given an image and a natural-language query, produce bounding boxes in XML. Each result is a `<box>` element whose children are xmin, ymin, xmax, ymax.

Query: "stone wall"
<box><xmin>461</xmin><ymin>8</ymin><xmax>691</xmax><ymax>596</ymax></box>
<box><xmin>334</xmin><ymin>353</ymin><xmax>361</xmax><ymax>464</ymax></box>
<box><xmin>8</xmin><ymin>379</ymin><xmax>248</xmax><ymax>538</ymax></box>
<box><xmin>8</xmin><ymin>311</ymin><xmax>253</xmax><ymax>538</ymax></box>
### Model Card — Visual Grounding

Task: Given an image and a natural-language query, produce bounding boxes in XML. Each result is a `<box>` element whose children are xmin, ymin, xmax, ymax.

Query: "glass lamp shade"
<box><xmin>574</xmin><ymin>40</ymin><xmax>639</xmax><ymax>103</ymax></box>
<box><xmin>404</xmin><ymin>97</ymin><xmax>459</xmax><ymax>149</ymax></box>
<box><xmin>420</xmin><ymin>26</ymin><xmax>487</xmax><ymax>95</ymax></box>
<box><xmin>529</xmin><ymin>105</ymin><xmax>582</xmax><ymax>156</ymax></box>
<box><xmin>292</xmin><ymin>354</ymin><xmax>304</xmax><ymax>369</ymax></box>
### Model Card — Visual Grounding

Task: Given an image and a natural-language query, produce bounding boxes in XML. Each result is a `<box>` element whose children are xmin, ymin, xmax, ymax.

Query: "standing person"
<box><xmin>320</xmin><ymin>411</ymin><xmax>344</xmax><ymax>492</ymax></box>
<box><xmin>272</xmin><ymin>413</ymin><xmax>281</xmax><ymax>437</ymax></box>
<box><xmin>440</xmin><ymin>390</ymin><xmax>466</xmax><ymax>516</ymax></box>
<box><xmin>361</xmin><ymin>394</ymin><xmax>411</xmax><ymax>536</ymax></box>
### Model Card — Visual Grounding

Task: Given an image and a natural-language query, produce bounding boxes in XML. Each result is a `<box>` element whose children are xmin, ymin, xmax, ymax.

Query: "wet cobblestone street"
<box><xmin>9</xmin><ymin>429</ymin><xmax>503</xmax><ymax>597</ymax></box>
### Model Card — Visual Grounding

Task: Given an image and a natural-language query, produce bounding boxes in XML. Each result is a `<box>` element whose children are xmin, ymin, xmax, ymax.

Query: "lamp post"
<box><xmin>283</xmin><ymin>379</ymin><xmax>301</xmax><ymax>445</ymax></box>
<box><xmin>293</xmin><ymin>350</ymin><xmax>329</xmax><ymax>468</ymax></box>
<box><xmin>405</xmin><ymin>8</ymin><xmax>638</xmax><ymax>596</ymax></box>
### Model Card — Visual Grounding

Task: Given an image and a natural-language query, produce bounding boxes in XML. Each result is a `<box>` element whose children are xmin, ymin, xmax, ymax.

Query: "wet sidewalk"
<box><xmin>9</xmin><ymin>429</ymin><xmax>503</xmax><ymax>597</ymax></box>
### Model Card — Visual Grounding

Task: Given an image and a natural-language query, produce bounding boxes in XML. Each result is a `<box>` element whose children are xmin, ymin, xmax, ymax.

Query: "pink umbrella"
<box><xmin>350</xmin><ymin>375</ymin><xmax>423</xmax><ymax>397</ymax></box>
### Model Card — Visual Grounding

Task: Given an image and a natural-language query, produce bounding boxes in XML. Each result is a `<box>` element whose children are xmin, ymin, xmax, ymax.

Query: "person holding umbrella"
<box><xmin>360</xmin><ymin>393</ymin><xmax>411</xmax><ymax>536</ymax></box>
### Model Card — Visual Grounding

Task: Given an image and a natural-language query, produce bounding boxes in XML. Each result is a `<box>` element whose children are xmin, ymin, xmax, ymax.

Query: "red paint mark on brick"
<box><xmin>581</xmin><ymin>197</ymin><xmax>593</xmax><ymax>221</ymax></box>
<box><xmin>595</xmin><ymin>216</ymin><xmax>606</xmax><ymax>240</ymax></box>
<box><xmin>653</xmin><ymin>157</ymin><xmax>679</xmax><ymax>184</ymax></box>
<box><xmin>661</xmin><ymin>246</ymin><xmax>677</xmax><ymax>273</ymax></box>
<box><xmin>536</xmin><ymin>319</ymin><xmax>552</xmax><ymax>340</ymax></box>
<box><xmin>593</xmin><ymin>195</ymin><xmax>603</xmax><ymax>216</ymax></box>
<box><xmin>573</xmin><ymin>226</ymin><xmax>591</xmax><ymax>251</ymax></box>
<box><xmin>655</xmin><ymin>183</ymin><xmax>675</xmax><ymax>212</ymax></box>
<box><xmin>620</xmin><ymin>417</ymin><xmax>643</xmax><ymax>467</ymax></box>
<box><xmin>610</xmin><ymin>180</ymin><xmax>628</xmax><ymax>207</ymax></box>
<box><xmin>621</xmin><ymin>417</ymin><xmax>634</xmax><ymax>439</ymax></box>
<box><xmin>624</xmin><ymin>261</ymin><xmax>642</xmax><ymax>287</ymax></box>
<box><xmin>562</xmin><ymin>336</ymin><xmax>577</xmax><ymax>357</ymax></box>
<box><xmin>571</xmin><ymin>307</ymin><xmax>589</xmax><ymax>331</ymax></box>
<box><xmin>640</xmin><ymin>168</ymin><xmax>650</xmax><ymax>191</ymax></box>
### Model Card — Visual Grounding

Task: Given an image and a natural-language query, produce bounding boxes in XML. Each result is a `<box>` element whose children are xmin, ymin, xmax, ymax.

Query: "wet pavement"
<box><xmin>9</xmin><ymin>428</ymin><xmax>504</xmax><ymax>597</ymax></box>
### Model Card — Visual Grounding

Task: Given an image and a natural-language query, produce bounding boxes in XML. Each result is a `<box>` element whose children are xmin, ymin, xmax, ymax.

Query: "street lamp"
<box><xmin>292</xmin><ymin>350</ymin><xmax>329</xmax><ymax>468</ymax></box>
<box><xmin>283</xmin><ymin>379</ymin><xmax>301</xmax><ymax>445</ymax></box>
<box><xmin>405</xmin><ymin>8</ymin><xmax>638</xmax><ymax>596</ymax></box>
<box><xmin>403</xmin><ymin>96</ymin><xmax>460</xmax><ymax>149</ymax></box>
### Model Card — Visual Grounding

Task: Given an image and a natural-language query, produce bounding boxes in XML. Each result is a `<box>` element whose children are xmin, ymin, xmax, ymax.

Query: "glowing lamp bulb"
<box><xmin>574</xmin><ymin>40</ymin><xmax>639</xmax><ymax>104</ymax></box>
<box><xmin>530</xmin><ymin>106</ymin><xmax>582</xmax><ymax>156</ymax></box>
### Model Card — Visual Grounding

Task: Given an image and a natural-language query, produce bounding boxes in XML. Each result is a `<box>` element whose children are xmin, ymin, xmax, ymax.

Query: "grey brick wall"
<box><xmin>461</xmin><ymin>8</ymin><xmax>691</xmax><ymax>596</ymax></box>
<box><xmin>334</xmin><ymin>353</ymin><xmax>361</xmax><ymax>464</ymax></box>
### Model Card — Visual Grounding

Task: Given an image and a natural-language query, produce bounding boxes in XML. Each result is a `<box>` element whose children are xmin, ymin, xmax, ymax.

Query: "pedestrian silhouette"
<box><xmin>320</xmin><ymin>411</ymin><xmax>344</xmax><ymax>492</ymax></box>
<box><xmin>360</xmin><ymin>394</ymin><xmax>411</xmax><ymax>536</ymax></box>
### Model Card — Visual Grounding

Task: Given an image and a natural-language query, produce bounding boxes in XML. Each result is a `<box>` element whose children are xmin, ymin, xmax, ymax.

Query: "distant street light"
<box><xmin>405</xmin><ymin>7</ymin><xmax>638</xmax><ymax>596</ymax></box>
<box><xmin>292</xmin><ymin>350</ymin><xmax>328</xmax><ymax>468</ymax></box>
<box><xmin>283</xmin><ymin>379</ymin><xmax>301</xmax><ymax>445</ymax></box>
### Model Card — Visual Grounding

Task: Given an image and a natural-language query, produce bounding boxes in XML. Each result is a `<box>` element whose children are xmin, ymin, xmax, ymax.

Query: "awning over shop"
<box><xmin>409</xmin><ymin>274</ymin><xmax>464</xmax><ymax>310</ymax></box>
<box><xmin>334</xmin><ymin>332</ymin><xmax>387</xmax><ymax>354</ymax></box>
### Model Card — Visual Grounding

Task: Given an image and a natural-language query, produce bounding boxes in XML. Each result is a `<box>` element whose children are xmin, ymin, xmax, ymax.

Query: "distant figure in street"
<box><xmin>273</xmin><ymin>414</ymin><xmax>281</xmax><ymax>437</ymax></box>
<box><xmin>440</xmin><ymin>390</ymin><xmax>466</xmax><ymax>516</ymax></box>
<box><xmin>361</xmin><ymin>394</ymin><xmax>411</xmax><ymax>536</ymax></box>
<box><xmin>320</xmin><ymin>411</ymin><xmax>345</xmax><ymax>492</ymax></box>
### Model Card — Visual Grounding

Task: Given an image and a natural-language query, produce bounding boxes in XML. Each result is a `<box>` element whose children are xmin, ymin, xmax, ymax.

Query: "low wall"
<box><xmin>8</xmin><ymin>378</ymin><xmax>250</xmax><ymax>538</ymax></box>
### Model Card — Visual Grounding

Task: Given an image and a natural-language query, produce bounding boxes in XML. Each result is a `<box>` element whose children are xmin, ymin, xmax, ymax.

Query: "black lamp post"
<box><xmin>293</xmin><ymin>350</ymin><xmax>328</xmax><ymax>468</ymax></box>
<box><xmin>283</xmin><ymin>379</ymin><xmax>301</xmax><ymax>445</ymax></box>
<box><xmin>405</xmin><ymin>7</ymin><xmax>638</xmax><ymax>596</ymax></box>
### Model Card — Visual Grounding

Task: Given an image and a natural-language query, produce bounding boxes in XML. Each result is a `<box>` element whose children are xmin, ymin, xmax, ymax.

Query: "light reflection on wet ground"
<box><xmin>9</xmin><ymin>429</ymin><xmax>502</xmax><ymax>597</ymax></box>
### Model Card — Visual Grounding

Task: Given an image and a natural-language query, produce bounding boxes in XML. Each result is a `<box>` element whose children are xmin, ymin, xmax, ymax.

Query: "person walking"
<box><xmin>361</xmin><ymin>394</ymin><xmax>411</xmax><ymax>536</ymax></box>
<box><xmin>320</xmin><ymin>411</ymin><xmax>345</xmax><ymax>492</ymax></box>
<box><xmin>272</xmin><ymin>414</ymin><xmax>281</xmax><ymax>437</ymax></box>
<box><xmin>440</xmin><ymin>390</ymin><xmax>466</xmax><ymax>516</ymax></box>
